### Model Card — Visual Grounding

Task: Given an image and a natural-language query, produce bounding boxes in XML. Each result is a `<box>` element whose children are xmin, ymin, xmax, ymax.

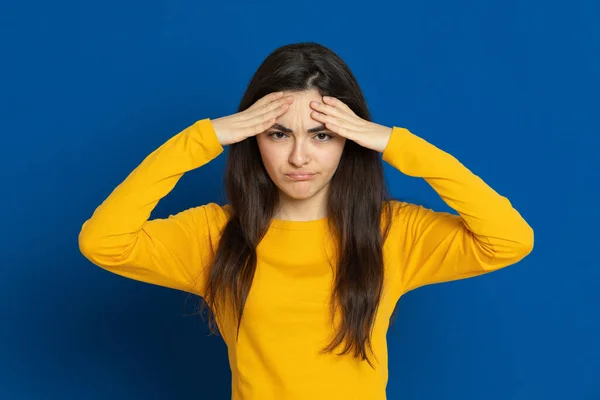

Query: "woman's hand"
<box><xmin>309</xmin><ymin>96</ymin><xmax>393</xmax><ymax>153</ymax></box>
<box><xmin>212</xmin><ymin>92</ymin><xmax>295</xmax><ymax>146</ymax></box>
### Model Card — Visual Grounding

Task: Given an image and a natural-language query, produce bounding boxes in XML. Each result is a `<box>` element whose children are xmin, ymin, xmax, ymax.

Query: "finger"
<box><xmin>312</xmin><ymin>116</ymin><xmax>352</xmax><ymax>140</ymax></box>
<box><xmin>244</xmin><ymin>101</ymin><xmax>291</xmax><ymax>135</ymax></box>
<box><xmin>311</xmin><ymin>99</ymin><xmax>363</xmax><ymax>128</ymax></box>
<box><xmin>250</xmin><ymin>117</ymin><xmax>279</xmax><ymax>136</ymax></box>
<box><xmin>311</xmin><ymin>110</ymin><xmax>354</xmax><ymax>138</ymax></box>
<box><xmin>310</xmin><ymin>100</ymin><xmax>350</xmax><ymax>121</ymax></box>
<box><xmin>246</xmin><ymin>91</ymin><xmax>285</xmax><ymax>111</ymax></box>
<box><xmin>248</xmin><ymin>111</ymin><xmax>282</xmax><ymax>136</ymax></box>
<box><xmin>241</xmin><ymin>95</ymin><xmax>293</xmax><ymax>124</ymax></box>
<box><xmin>323</xmin><ymin>96</ymin><xmax>357</xmax><ymax>116</ymax></box>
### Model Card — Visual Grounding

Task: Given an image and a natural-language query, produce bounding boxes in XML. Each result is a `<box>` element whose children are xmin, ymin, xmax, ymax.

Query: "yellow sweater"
<box><xmin>78</xmin><ymin>118</ymin><xmax>533</xmax><ymax>400</ymax></box>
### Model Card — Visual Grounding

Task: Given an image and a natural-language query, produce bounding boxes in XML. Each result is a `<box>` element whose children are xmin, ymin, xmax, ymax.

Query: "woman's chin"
<box><xmin>283</xmin><ymin>191</ymin><xmax>313</xmax><ymax>200</ymax></box>
<box><xmin>279</xmin><ymin>185</ymin><xmax>318</xmax><ymax>200</ymax></box>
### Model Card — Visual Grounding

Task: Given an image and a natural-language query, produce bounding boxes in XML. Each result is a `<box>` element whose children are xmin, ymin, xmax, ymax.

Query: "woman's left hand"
<box><xmin>309</xmin><ymin>96</ymin><xmax>393</xmax><ymax>153</ymax></box>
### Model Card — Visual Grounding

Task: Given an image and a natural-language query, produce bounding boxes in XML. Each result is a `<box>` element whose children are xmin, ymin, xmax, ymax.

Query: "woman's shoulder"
<box><xmin>383</xmin><ymin>199</ymin><xmax>419</xmax><ymax>215</ymax></box>
<box><xmin>188</xmin><ymin>202</ymin><xmax>232</xmax><ymax>226</ymax></box>
<box><xmin>381</xmin><ymin>199</ymin><xmax>444</xmax><ymax>230</ymax></box>
<box><xmin>384</xmin><ymin>198</ymin><xmax>443</xmax><ymax>214</ymax></box>
<box><xmin>176</xmin><ymin>202</ymin><xmax>232</xmax><ymax>254</ymax></box>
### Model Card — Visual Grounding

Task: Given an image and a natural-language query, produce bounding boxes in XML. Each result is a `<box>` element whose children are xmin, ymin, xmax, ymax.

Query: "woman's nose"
<box><xmin>288</xmin><ymin>141</ymin><xmax>311</xmax><ymax>166</ymax></box>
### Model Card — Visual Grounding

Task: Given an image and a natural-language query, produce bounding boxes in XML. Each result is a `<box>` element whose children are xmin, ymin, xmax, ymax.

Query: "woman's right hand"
<box><xmin>211</xmin><ymin>92</ymin><xmax>295</xmax><ymax>146</ymax></box>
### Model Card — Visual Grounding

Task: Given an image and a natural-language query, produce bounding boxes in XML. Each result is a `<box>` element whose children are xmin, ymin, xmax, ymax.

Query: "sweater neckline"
<box><xmin>269</xmin><ymin>216</ymin><xmax>329</xmax><ymax>231</ymax></box>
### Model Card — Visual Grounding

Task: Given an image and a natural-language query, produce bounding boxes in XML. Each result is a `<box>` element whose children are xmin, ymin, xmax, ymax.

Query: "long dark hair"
<box><xmin>197</xmin><ymin>42</ymin><xmax>394</xmax><ymax>368</ymax></box>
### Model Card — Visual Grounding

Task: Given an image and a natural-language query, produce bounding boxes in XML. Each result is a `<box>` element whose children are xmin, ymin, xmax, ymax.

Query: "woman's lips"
<box><xmin>285</xmin><ymin>173</ymin><xmax>316</xmax><ymax>181</ymax></box>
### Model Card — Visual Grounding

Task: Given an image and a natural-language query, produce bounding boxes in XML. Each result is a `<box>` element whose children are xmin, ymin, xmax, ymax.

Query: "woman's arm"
<box><xmin>78</xmin><ymin>118</ymin><xmax>227</xmax><ymax>296</ymax></box>
<box><xmin>382</xmin><ymin>127</ymin><xmax>534</xmax><ymax>295</ymax></box>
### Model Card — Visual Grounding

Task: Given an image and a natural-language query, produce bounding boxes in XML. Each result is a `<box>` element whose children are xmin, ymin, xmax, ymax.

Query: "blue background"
<box><xmin>1</xmin><ymin>0</ymin><xmax>598</xmax><ymax>399</ymax></box>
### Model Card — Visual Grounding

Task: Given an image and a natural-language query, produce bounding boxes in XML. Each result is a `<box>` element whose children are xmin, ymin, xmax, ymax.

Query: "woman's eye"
<box><xmin>268</xmin><ymin>131</ymin><xmax>288</xmax><ymax>140</ymax></box>
<box><xmin>315</xmin><ymin>133</ymin><xmax>333</xmax><ymax>141</ymax></box>
<box><xmin>267</xmin><ymin>132</ymin><xmax>333</xmax><ymax>141</ymax></box>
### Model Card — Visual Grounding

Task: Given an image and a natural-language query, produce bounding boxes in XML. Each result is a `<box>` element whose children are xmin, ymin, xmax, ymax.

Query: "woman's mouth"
<box><xmin>285</xmin><ymin>173</ymin><xmax>316</xmax><ymax>181</ymax></box>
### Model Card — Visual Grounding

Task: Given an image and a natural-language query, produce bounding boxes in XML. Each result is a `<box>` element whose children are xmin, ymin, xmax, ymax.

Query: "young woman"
<box><xmin>78</xmin><ymin>42</ymin><xmax>533</xmax><ymax>399</ymax></box>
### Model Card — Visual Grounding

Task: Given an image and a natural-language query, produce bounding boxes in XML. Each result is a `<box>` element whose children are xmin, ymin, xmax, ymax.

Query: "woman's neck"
<box><xmin>274</xmin><ymin>189</ymin><xmax>328</xmax><ymax>221</ymax></box>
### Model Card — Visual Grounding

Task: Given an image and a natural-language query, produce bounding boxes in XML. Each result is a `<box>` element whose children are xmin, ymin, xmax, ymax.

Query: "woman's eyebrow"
<box><xmin>270</xmin><ymin>123</ymin><xmax>329</xmax><ymax>133</ymax></box>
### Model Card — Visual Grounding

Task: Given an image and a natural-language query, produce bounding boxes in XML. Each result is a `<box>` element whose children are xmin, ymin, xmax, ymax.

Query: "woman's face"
<box><xmin>256</xmin><ymin>89</ymin><xmax>346</xmax><ymax>202</ymax></box>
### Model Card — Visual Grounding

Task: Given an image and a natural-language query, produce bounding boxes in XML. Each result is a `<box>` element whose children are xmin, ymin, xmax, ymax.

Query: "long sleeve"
<box><xmin>382</xmin><ymin>127</ymin><xmax>534</xmax><ymax>295</ymax></box>
<box><xmin>78</xmin><ymin>118</ymin><xmax>227</xmax><ymax>296</ymax></box>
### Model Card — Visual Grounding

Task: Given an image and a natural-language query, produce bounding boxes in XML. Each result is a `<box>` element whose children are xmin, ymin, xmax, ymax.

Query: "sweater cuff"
<box><xmin>192</xmin><ymin>118</ymin><xmax>224</xmax><ymax>158</ymax></box>
<box><xmin>382</xmin><ymin>126</ymin><xmax>411</xmax><ymax>171</ymax></box>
